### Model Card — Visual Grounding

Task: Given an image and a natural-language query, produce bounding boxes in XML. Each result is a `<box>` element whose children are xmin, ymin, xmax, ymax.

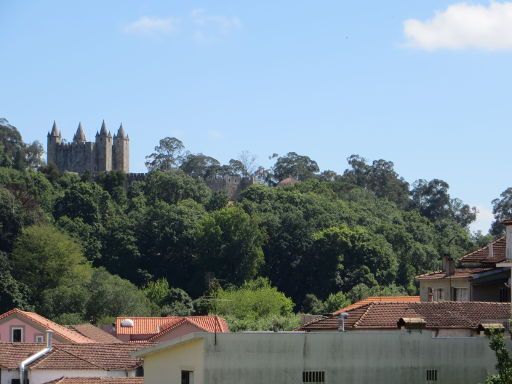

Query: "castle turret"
<box><xmin>46</xmin><ymin>121</ymin><xmax>62</xmax><ymax>166</ymax></box>
<box><xmin>113</xmin><ymin>123</ymin><xmax>130</xmax><ymax>172</ymax></box>
<box><xmin>73</xmin><ymin>122</ymin><xmax>86</xmax><ymax>143</ymax></box>
<box><xmin>95</xmin><ymin>120</ymin><xmax>113</xmax><ymax>171</ymax></box>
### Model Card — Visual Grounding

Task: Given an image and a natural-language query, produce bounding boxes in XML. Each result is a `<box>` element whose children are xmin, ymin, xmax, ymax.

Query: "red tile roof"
<box><xmin>70</xmin><ymin>324</ymin><xmax>122</xmax><ymax>344</ymax></box>
<box><xmin>415</xmin><ymin>267</ymin><xmax>494</xmax><ymax>280</ymax></box>
<box><xmin>332</xmin><ymin>296</ymin><xmax>420</xmax><ymax>315</ymax></box>
<box><xmin>300</xmin><ymin>302</ymin><xmax>510</xmax><ymax>331</ymax></box>
<box><xmin>0</xmin><ymin>309</ymin><xmax>93</xmax><ymax>343</ymax></box>
<box><xmin>44</xmin><ymin>378</ymin><xmax>143</xmax><ymax>384</ymax></box>
<box><xmin>0</xmin><ymin>342</ymin><xmax>151</xmax><ymax>370</ymax></box>
<box><xmin>459</xmin><ymin>237</ymin><xmax>506</xmax><ymax>264</ymax></box>
<box><xmin>116</xmin><ymin>316</ymin><xmax>229</xmax><ymax>337</ymax></box>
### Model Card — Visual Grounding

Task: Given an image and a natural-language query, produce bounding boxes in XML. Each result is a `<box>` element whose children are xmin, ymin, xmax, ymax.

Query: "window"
<box><xmin>427</xmin><ymin>287</ymin><xmax>433</xmax><ymax>302</ymax></box>
<box><xmin>35</xmin><ymin>335</ymin><xmax>44</xmax><ymax>343</ymax></box>
<box><xmin>11</xmin><ymin>328</ymin><xmax>23</xmax><ymax>342</ymax></box>
<box><xmin>426</xmin><ymin>369</ymin><xmax>438</xmax><ymax>381</ymax></box>
<box><xmin>181</xmin><ymin>370</ymin><xmax>193</xmax><ymax>384</ymax></box>
<box><xmin>11</xmin><ymin>380</ymin><xmax>21</xmax><ymax>384</ymax></box>
<box><xmin>302</xmin><ymin>371</ymin><xmax>325</xmax><ymax>383</ymax></box>
<box><xmin>434</xmin><ymin>288</ymin><xmax>444</xmax><ymax>301</ymax></box>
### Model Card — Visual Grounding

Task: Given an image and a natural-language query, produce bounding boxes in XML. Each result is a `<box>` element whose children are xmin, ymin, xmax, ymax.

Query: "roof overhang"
<box><xmin>132</xmin><ymin>332</ymin><xmax>207</xmax><ymax>358</ymax></box>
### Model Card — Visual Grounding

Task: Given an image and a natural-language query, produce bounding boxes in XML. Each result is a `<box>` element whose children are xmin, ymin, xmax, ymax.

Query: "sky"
<box><xmin>1</xmin><ymin>1</ymin><xmax>512</xmax><ymax>233</ymax></box>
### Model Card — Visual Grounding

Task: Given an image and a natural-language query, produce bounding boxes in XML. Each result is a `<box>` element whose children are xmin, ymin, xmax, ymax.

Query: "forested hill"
<box><xmin>0</xmin><ymin>118</ymin><xmax>509</xmax><ymax>330</ymax></box>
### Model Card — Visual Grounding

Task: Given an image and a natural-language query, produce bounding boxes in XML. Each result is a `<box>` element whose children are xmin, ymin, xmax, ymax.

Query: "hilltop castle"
<box><xmin>47</xmin><ymin>121</ymin><xmax>129</xmax><ymax>173</ymax></box>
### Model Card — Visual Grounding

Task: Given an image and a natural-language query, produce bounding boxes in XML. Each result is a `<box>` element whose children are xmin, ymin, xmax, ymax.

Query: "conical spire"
<box><xmin>73</xmin><ymin>122</ymin><xmax>86</xmax><ymax>143</ymax></box>
<box><xmin>100</xmin><ymin>120</ymin><xmax>108</xmax><ymax>136</ymax></box>
<box><xmin>50</xmin><ymin>121</ymin><xmax>61</xmax><ymax>137</ymax></box>
<box><xmin>117</xmin><ymin>123</ymin><xmax>126</xmax><ymax>138</ymax></box>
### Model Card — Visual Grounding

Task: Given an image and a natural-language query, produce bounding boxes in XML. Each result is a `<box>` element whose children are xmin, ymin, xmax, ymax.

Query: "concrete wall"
<box><xmin>419</xmin><ymin>278</ymin><xmax>470</xmax><ymax>301</ymax></box>
<box><xmin>141</xmin><ymin>331</ymin><xmax>506</xmax><ymax>384</ymax></box>
<box><xmin>143</xmin><ymin>338</ymin><xmax>204</xmax><ymax>384</ymax></box>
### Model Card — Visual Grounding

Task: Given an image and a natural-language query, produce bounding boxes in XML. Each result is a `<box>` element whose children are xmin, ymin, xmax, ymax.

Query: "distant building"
<box><xmin>416</xmin><ymin>220</ymin><xmax>512</xmax><ymax>302</ymax></box>
<box><xmin>205</xmin><ymin>175</ymin><xmax>255</xmax><ymax>200</ymax></box>
<box><xmin>113</xmin><ymin>316</ymin><xmax>229</xmax><ymax>343</ymax></box>
<box><xmin>47</xmin><ymin>121</ymin><xmax>129</xmax><ymax>173</ymax></box>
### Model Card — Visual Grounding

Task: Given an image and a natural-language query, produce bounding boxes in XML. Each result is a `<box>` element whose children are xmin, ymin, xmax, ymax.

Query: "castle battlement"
<box><xmin>47</xmin><ymin>121</ymin><xmax>129</xmax><ymax>173</ymax></box>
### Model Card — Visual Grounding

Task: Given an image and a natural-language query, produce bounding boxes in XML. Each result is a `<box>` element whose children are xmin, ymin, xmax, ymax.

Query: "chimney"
<box><xmin>505</xmin><ymin>220</ymin><xmax>512</xmax><ymax>261</ymax></box>
<box><xmin>442</xmin><ymin>255</ymin><xmax>455</xmax><ymax>276</ymax></box>
<box><xmin>46</xmin><ymin>330</ymin><xmax>53</xmax><ymax>348</ymax></box>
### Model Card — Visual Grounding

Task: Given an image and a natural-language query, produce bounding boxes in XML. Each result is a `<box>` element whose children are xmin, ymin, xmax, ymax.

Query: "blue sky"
<box><xmin>1</xmin><ymin>1</ymin><xmax>512</xmax><ymax>233</ymax></box>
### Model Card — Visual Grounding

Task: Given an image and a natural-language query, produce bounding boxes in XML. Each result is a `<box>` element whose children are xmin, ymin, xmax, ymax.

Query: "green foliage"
<box><xmin>484</xmin><ymin>330</ymin><xmax>512</xmax><ymax>384</ymax></box>
<box><xmin>492</xmin><ymin>187</ymin><xmax>512</xmax><ymax>236</ymax></box>
<box><xmin>86</xmin><ymin>268</ymin><xmax>157</xmax><ymax>322</ymax></box>
<box><xmin>346</xmin><ymin>283</ymin><xmax>407</xmax><ymax>303</ymax></box>
<box><xmin>11</xmin><ymin>224</ymin><xmax>92</xmax><ymax>303</ymax></box>
<box><xmin>273</xmin><ymin>152</ymin><xmax>319</xmax><ymax>181</ymax></box>
<box><xmin>211</xmin><ymin>278</ymin><xmax>295</xmax><ymax>331</ymax></box>
<box><xmin>145</xmin><ymin>137</ymin><xmax>186</xmax><ymax>171</ymax></box>
<box><xmin>196</xmin><ymin>206</ymin><xmax>265</xmax><ymax>286</ymax></box>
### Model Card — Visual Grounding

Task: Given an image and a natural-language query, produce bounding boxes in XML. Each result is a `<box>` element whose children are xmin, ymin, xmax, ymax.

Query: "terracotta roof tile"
<box><xmin>0</xmin><ymin>309</ymin><xmax>93</xmax><ymax>343</ymax></box>
<box><xmin>459</xmin><ymin>237</ymin><xmax>506</xmax><ymax>264</ymax></box>
<box><xmin>70</xmin><ymin>324</ymin><xmax>122</xmax><ymax>344</ymax></box>
<box><xmin>0</xmin><ymin>342</ymin><xmax>152</xmax><ymax>370</ymax></box>
<box><xmin>300</xmin><ymin>302</ymin><xmax>510</xmax><ymax>331</ymax></box>
<box><xmin>116</xmin><ymin>316</ymin><xmax>229</xmax><ymax>338</ymax></box>
<box><xmin>415</xmin><ymin>268</ymin><xmax>494</xmax><ymax>280</ymax></box>
<box><xmin>332</xmin><ymin>296</ymin><xmax>420</xmax><ymax>315</ymax></box>
<box><xmin>44</xmin><ymin>378</ymin><xmax>143</xmax><ymax>384</ymax></box>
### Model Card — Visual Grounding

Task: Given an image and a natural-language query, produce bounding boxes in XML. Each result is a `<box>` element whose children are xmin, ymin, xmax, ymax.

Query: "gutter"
<box><xmin>20</xmin><ymin>330</ymin><xmax>53</xmax><ymax>384</ymax></box>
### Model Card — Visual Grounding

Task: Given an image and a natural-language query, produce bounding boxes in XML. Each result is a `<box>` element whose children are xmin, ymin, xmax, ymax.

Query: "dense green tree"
<box><xmin>180</xmin><ymin>153</ymin><xmax>220</xmax><ymax>179</ymax></box>
<box><xmin>411</xmin><ymin>179</ymin><xmax>476</xmax><ymax>227</ymax></box>
<box><xmin>491</xmin><ymin>187</ymin><xmax>512</xmax><ymax>236</ymax></box>
<box><xmin>342</xmin><ymin>155</ymin><xmax>410</xmax><ymax>208</ymax></box>
<box><xmin>144</xmin><ymin>170</ymin><xmax>211</xmax><ymax>205</ymax></box>
<box><xmin>85</xmin><ymin>268</ymin><xmax>156</xmax><ymax>322</ymax></box>
<box><xmin>0</xmin><ymin>252</ymin><xmax>32</xmax><ymax>312</ymax></box>
<box><xmin>273</xmin><ymin>152</ymin><xmax>319</xmax><ymax>181</ymax></box>
<box><xmin>145</xmin><ymin>137</ymin><xmax>186</xmax><ymax>171</ymax></box>
<box><xmin>11</xmin><ymin>225</ymin><xmax>92</xmax><ymax>303</ymax></box>
<box><xmin>212</xmin><ymin>278</ymin><xmax>297</xmax><ymax>331</ymax></box>
<box><xmin>196</xmin><ymin>206</ymin><xmax>265</xmax><ymax>286</ymax></box>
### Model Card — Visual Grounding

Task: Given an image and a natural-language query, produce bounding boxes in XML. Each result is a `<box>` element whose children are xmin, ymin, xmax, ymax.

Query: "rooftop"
<box><xmin>459</xmin><ymin>237</ymin><xmax>506</xmax><ymax>264</ymax></box>
<box><xmin>0</xmin><ymin>309</ymin><xmax>93</xmax><ymax>343</ymax></box>
<box><xmin>332</xmin><ymin>296</ymin><xmax>420</xmax><ymax>315</ymax></box>
<box><xmin>300</xmin><ymin>302</ymin><xmax>511</xmax><ymax>331</ymax></box>
<box><xmin>0</xmin><ymin>342</ymin><xmax>151</xmax><ymax>370</ymax></box>
<box><xmin>115</xmin><ymin>316</ymin><xmax>229</xmax><ymax>337</ymax></box>
<box><xmin>415</xmin><ymin>267</ymin><xmax>494</xmax><ymax>280</ymax></box>
<box><xmin>69</xmin><ymin>324</ymin><xmax>122</xmax><ymax>344</ymax></box>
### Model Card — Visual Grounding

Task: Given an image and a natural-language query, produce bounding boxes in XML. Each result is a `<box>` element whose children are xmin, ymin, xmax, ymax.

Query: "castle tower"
<box><xmin>73</xmin><ymin>122</ymin><xmax>86</xmax><ymax>143</ymax></box>
<box><xmin>95</xmin><ymin>120</ymin><xmax>113</xmax><ymax>172</ymax></box>
<box><xmin>113</xmin><ymin>123</ymin><xmax>130</xmax><ymax>172</ymax></box>
<box><xmin>46</xmin><ymin>121</ymin><xmax>62</xmax><ymax>166</ymax></box>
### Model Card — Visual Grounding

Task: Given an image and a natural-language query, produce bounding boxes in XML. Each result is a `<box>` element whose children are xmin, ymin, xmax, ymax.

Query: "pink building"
<box><xmin>0</xmin><ymin>309</ymin><xmax>93</xmax><ymax>343</ymax></box>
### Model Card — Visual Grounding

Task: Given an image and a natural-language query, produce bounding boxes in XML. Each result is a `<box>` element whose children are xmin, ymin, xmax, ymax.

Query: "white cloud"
<box><xmin>191</xmin><ymin>9</ymin><xmax>241</xmax><ymax>42</ymax></box>
<box><xmin>123</xmin><ymin>16</ymin><xmax>179</xmax><ymax>36</ymax></box>
<box><xmin>404</xmin><ymin>2</ymin><xmax>512</xmax><ymax>51</ymax></box>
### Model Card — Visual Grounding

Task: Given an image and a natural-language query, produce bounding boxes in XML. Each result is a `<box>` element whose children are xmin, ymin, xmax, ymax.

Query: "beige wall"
<box><xmin>419</xmin><ymin>278</ymin><xmax>470</xmax><ymax>301</ymax></box>
<box><xmin>143</xmin><ymin>338</ymin><xmax>204</xmax><ymax>384</ymax></box>
<box><xmin>141</xmin><ymin>331</ymin><xmax>505</xmax><ymax>384</ymax></box>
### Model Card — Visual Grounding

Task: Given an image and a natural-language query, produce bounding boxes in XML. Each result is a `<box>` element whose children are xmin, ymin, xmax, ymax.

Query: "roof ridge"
<box><xmin>460</xmin><ymin>236</ymin><xmax>505</xmax><ymax>260</ymax></box>
<box><xmin>353</xmin><ymin>303</ymin><xmax>373</xmax><ymax>328</ymax></box>
<box><xmin>147</xmin><ymin>318</ymin><xmax>188</xmax><ymax>342</ymax></box>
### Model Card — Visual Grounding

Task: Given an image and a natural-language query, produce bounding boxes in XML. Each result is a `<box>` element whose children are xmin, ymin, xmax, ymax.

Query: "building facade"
<box><xmin>136</xmin><ymin>331</ymin><xmax>505</xmax><ymax>384</ymax></box>
<box><xmin>47</xmin><ymin>121</ymin><xmax>129</xmax><ymax>173</ymax></box>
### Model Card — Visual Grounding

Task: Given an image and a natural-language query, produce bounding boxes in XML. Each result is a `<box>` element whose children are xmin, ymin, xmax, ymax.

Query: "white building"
<box><xmin>135</xmin><ymin>330</ymin><xmax>507</xmax><ymax>384</ymax></box>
